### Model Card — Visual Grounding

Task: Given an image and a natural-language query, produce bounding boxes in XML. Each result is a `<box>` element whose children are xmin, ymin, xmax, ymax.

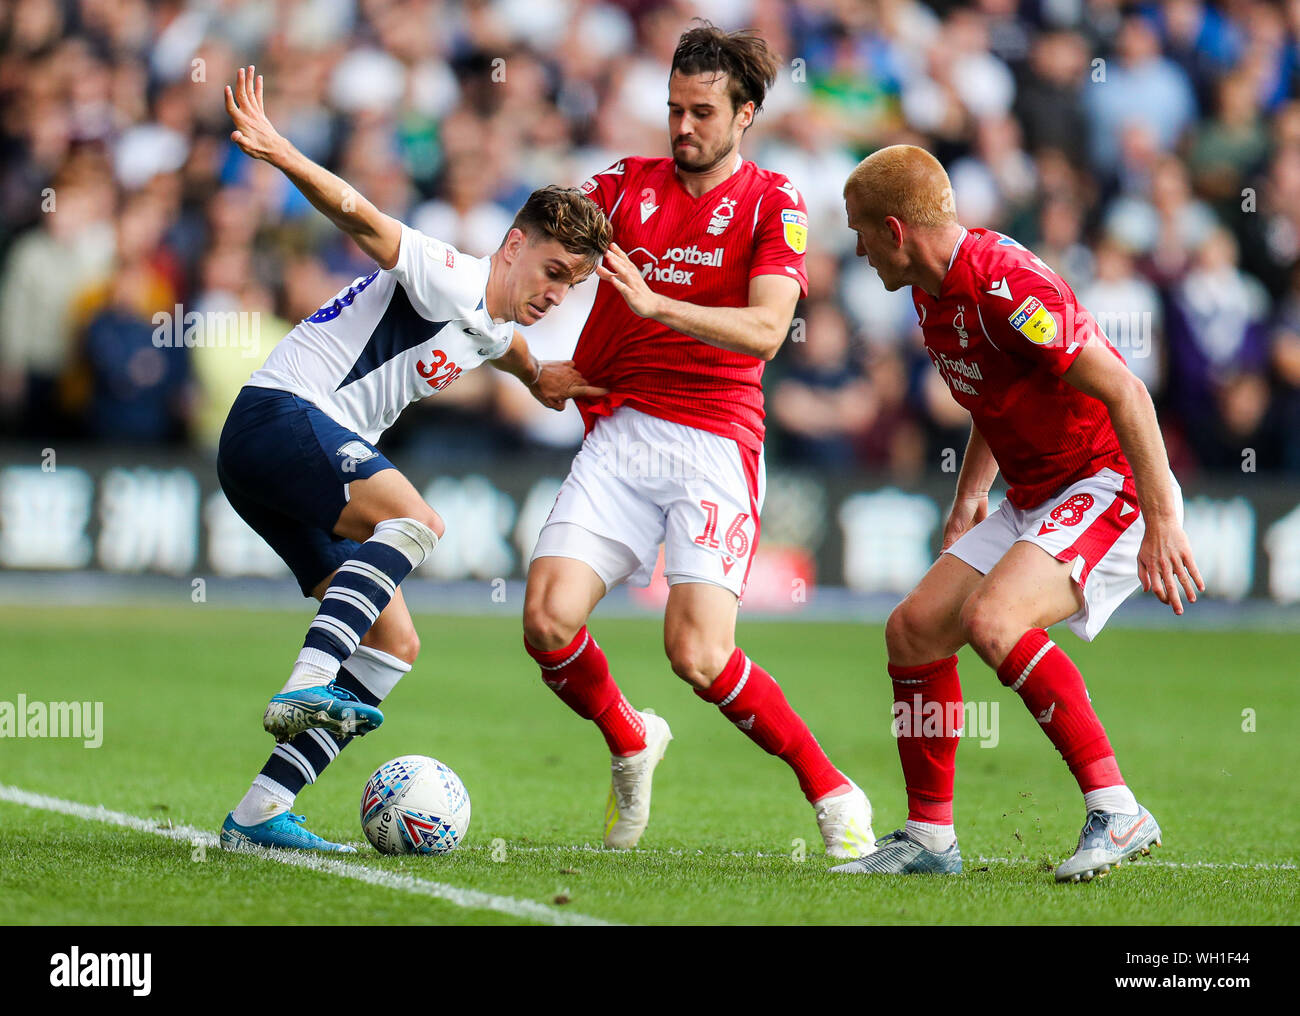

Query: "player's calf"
<box><xmin>524</xmin><ymin>626</ymin><xmax>647</xmax><ymax>756</ymax></box>
<box><xmin>235</xmin><ymin>646</ymin><xmax>409</xmax><ymax>837</ymax></box>
<box><xmin>996</xmin><ymin>628</ymin><xmax>1130</xmax><ymax>795</ymax></box>
<box><xmin>694</xmin><ymin>646</ymin><xmax>874</xmax><ymax>856</ymax></box>
<box><xmin>239</xmin><ymin>645</ymin><xmax>412</xmax><ymax>827</ymax></box>
<box><xmin>266</xmin><ymin>516</ymin><xmax>437</xmax><ymax>741</ymax></box>
<box><xmin>524</xmin><ymin>621</ymin><xmax>665</xmax><ymax>848</ymax></box>
<box><xmin>888</xmin><ymin>655</ymin><xmax>963</xmax><ymax>856</ymax></box>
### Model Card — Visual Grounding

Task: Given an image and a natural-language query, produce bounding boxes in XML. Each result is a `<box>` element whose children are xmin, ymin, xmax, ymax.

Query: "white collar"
<box><xmin>946</xmin><ymin>227</ymin><xmax>968</xmax><ymax>273</ymax></box>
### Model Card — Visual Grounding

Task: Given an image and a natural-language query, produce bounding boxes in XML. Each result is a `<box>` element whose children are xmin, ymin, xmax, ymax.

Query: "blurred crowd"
<box><xmin>2</xmin><ymin>0</ymin><xmax>1300</xmax><ymax>479</ymax></box>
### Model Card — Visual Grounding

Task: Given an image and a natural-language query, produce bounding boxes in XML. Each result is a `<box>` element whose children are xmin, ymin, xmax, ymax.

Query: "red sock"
<box><xmin>888</xmin><ymin>655</ymin><xmax>961</xmax><ymax>825</ymax></box>
<box><xmin>996</xmin><ymin>629</ymin><xmax>1123</xmax><ymax>793</ymax></box>
<box><xmin>525</xmin><ymin>627</ymin><xmax>646</xmax><ymax>756</ymax></box>
<box><xmin>696</xmin><ymin>648</ymin><xmax>846</xmax><ymax>803</ymax></box>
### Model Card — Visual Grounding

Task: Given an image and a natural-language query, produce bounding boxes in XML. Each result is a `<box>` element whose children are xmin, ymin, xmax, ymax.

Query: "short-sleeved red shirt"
<box><xmin>915</xmin><ymin>228</ymin><xmax>1131</xmax><ymax>509</ymax></box>
<box><xmin>575</xmin><ymin>155</ymin><xmax>809</xmax><ymax>452</ymax></box>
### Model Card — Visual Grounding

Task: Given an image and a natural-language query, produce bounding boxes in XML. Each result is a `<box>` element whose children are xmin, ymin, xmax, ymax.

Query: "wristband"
<box><xmin>529</xmin><ymin>360</ymin><xmax>543</xmax><ymax>386</ymax></box>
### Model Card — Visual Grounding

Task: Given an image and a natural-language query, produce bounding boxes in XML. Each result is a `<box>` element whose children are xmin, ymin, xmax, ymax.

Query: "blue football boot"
<box><xmin>263</xmin><ymin>683</ymin><xmax>383</xmax><ymax>742</ymax></box>
<box><xmin>220</xmin><ymin>811</ymin><xmax>357</xmax><ymax>853</ymax></box>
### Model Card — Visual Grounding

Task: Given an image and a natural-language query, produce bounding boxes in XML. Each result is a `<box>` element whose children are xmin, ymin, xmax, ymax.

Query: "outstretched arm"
<box><xmin>225</xmin><ymin>65</ymin><xmax>402</xmax><ymax>269</ymax></box>
<box><xmin>1062</xmin><ymin>342</ymin><xmax>1204</xmax><ymax>613</ymax></box>
<box><xmin>596</xmin><ymin>243</ymin><xmax>800</xmax><ymax>361</ymax></box>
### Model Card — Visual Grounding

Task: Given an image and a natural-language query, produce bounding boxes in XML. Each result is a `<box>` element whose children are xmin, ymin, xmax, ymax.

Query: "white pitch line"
<box><xmin>8</xmin><ymin>784</ymin><xmax>1291</xmax><ymax>890</ymax></box>
<box><xmin>974</xmin><ymin>855</ymin><xmax>1297</xmax><ymax>872</ymax></box>
<box><xmin>0</xmin><ymin>785</ymin><xmax>616</xmax><ymax>927</ymax></box>
<box><xmin>455</xmin><ymin>843</ymin><xmax>1298</xmax><ymax>872</ymax></box>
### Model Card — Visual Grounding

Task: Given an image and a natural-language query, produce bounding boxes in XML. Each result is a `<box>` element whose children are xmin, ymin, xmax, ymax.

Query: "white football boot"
<box><xmin>814</xmin><ymin>780</ymin><xmax>878</xmax><ymax>859</ymax></box>
<box><xmin>603</xmin><ymin>710</ymin><xmax>673</xmax><ymax>849</ymax></box>
<box><xmin>1055</xmin><ymin>805</ymin><xmax>1161</xmax><ymax>883</ymax></box>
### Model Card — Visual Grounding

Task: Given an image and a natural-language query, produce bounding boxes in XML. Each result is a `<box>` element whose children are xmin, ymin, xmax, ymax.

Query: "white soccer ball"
<box><xmin>360</xmin><ymin>754</ymin><xmax>471</xmax><ymax>855</ymax></box>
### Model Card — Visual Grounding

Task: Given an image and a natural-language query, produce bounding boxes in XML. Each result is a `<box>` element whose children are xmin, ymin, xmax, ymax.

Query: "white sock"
<box><xmin>1083</xmin><ymin>785</ymin><xmax>1139</xmax><ymax>816</ymax></box>
<box><xmin>906</xmin><ymin>819</ymin><xmax>956</xmax><ymax>852</ymax></box>
<box><xmin>280</xmin><ymin>649</ymin><xmax>339</xmax><ymax>694</ymax></box>
<box><xmin>232</xmin><ymin>775</ymin><xmax>295</xmax><ymax>827</ymax></box>
<box><xmin>343</xmin><ymin>645</ymin><xmax>412</xmax><ymax>700</ymax></box>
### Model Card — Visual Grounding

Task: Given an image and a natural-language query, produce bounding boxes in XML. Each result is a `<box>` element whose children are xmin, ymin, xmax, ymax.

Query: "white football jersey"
<box><xmin>247</xmin><ymin>223</ymin><xmax>515</xmax><ymax>443</ymax></box>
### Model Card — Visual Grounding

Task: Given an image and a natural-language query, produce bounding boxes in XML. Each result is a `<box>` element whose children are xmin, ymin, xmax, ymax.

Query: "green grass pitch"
<box><xmin>1</xmin><ymin>605</ymin><xmax>1295</xmax><ymax>925</ymax></box>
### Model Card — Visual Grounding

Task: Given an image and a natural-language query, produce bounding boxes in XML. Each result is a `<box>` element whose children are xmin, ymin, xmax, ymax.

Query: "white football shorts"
<box><xmin>944</xmin><ymin>467</ymin><xmax>1184</xmax><ymax>641</ymax></box>
<box><xmin>531</xmin><ymin>406</ymin><xmax>765</xmax><ymax>598</ymax></box>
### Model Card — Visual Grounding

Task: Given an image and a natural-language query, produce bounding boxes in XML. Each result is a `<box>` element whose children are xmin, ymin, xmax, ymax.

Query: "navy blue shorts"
<box><xmin>217</xmin><ymin>386</ymin><xmax>396</xmax><ymax>596</ymax></box>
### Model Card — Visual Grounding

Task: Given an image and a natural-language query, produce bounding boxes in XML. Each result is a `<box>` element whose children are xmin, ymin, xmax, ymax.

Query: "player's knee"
<box><xmin>665</xmin><ymin>638</ymin><xmax>731</xmax><ymax>690</ymax></box>
<box><xmin>365</xmin><ymin>622</ymin><xmax>420</xmax><ymax>665</ymax></box>
<box><xmin>887</xmin><ymin>597</ymin><xmax>948</xmax><ymax>662</ymax></box>
<box><xmin>959</xmin><ymin>595</ymin><xmax>1010</xmax><ymax>661</ymax></box>
<box><xmin>522</xmin><ymin>600</ymin><xmax>577</xmax><ymax>653</ymax></box>
<box><xmin>377</xmin><ymin>506</ymin><xmax>444</xmax><ymax>541</ymax></box>
<box><xmin>400</xmin><ymin>506</ymin><xmax>444</xmax><ymax>542</ymax></box>
<box><xmin>885</xmin><ymin>600</ymin><xmax>924</xmax><ymax>659</ymax></box>
<box><xmin>388</xmin><ymin>630</ymin><xmax>421</xmax><ymax>665</ymax></box>
<box><xmin>372</xmin><ymin>515</ymin><xmax>441</xmax><ymax>567</ymax></box>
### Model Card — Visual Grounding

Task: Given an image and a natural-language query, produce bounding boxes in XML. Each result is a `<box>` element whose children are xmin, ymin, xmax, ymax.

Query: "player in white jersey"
<box><xmin>215</xmin><ymin>66</ymin><xmax>612</xmax><ymax>853</ymax></box>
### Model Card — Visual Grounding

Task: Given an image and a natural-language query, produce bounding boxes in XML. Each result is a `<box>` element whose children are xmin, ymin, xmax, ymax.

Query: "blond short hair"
<box><xmin>843</xmin><ymin>145</ymin><xmax>957</xmax><ymax>228</ymax></box>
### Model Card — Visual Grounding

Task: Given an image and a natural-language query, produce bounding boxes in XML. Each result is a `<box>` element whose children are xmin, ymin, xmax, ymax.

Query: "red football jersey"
<box><xmin>575</xmin><ymin>155</ymin><xmax>809</xmax><ymax>452</ymax></box>
<box><xmin>915</xmin><ymin>228</ymin><xmax>1131</xmax><ymax>509</ymax></box>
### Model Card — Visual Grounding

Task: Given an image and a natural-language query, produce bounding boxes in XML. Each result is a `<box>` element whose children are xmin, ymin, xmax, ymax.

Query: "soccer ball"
<box><xmin>360</xmin><ymin>755</ymin><xmax>471</xmax><ymax>855</ymax></box>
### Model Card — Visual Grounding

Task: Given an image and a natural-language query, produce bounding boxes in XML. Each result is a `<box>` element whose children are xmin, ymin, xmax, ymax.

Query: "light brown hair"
<box><xmin>509</xmin><ymin>185</ymin><xmax>612</xmax><ymax>279</ymax></box>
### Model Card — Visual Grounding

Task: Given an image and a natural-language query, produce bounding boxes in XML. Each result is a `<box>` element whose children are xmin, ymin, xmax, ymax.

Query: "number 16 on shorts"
<box><xmin>694</xmin><ymin>500</ymin><xmax>752</xmax><ymax>581</ymax></box>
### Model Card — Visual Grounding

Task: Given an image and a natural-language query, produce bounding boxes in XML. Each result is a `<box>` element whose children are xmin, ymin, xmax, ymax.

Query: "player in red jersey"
<box><xmin>832</xmin><ymin>145</ymin><xmax>1204</xmax><ymax>882</ymax></box>
<box><xmin>520</xmin><ymin>24</ymin><xmax>876</xmax><ymax>857</ymax></box>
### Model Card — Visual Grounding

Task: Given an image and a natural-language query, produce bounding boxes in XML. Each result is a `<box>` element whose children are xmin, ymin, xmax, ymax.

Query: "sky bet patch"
<box><xmin>781</xmin><ymin>209</ymin><xmax>808</xmax><ymax>254</ymax></box>
<box><xmin>1009</xmin><ymin>295</ymin><xmax>1057</xmax><ymax>345</ymax></box>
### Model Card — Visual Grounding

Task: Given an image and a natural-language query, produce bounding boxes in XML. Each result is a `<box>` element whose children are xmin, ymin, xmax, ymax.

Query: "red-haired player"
<box><xmin>521</xmin><ymin>24</ymin><xmax>876</xmax><ymax>857</ymax></box>
<box><xmin>834</xmin><ymin>145</ymin><xmax>1204</xmax><ymax>881</ymax></box>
